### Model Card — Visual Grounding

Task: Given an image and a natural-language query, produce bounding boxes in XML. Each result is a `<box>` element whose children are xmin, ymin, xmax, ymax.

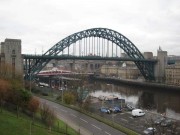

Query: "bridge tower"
<box><xmin>154</xmin><ymin>48</ymin><xmax>167</xmax><ymax>82</ymax></box>
<box><xmin>0</xmin><ymin>38</ymin><xmax>23</xmax><ymax>78</ymax></box>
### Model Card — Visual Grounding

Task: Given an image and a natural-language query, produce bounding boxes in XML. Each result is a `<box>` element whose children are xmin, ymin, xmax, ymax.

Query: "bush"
<box><xmin>42</xmin><ymin>92</ymin><xmax>48</xmax><ymax>96</ymax></box>
<box><xmin>64</xmin><ymin>92</ymin><xmax>75</xmax><ymax>105</ymax></box>
<box><xmin>40</xmin><ymin>103</ymin><xmax>56</xmax><ymax>130</ymax></box>
<box><xmin>28</xmin><ymin>97</ymin><xmax>40</xmax><ymax>122</ymax></box>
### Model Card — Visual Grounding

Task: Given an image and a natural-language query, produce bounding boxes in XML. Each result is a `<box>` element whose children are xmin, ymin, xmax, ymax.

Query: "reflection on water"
<box><xmin>89</xmin><ymin>81</ymin><xmax>180</xmax><ymax>120</ymax></box>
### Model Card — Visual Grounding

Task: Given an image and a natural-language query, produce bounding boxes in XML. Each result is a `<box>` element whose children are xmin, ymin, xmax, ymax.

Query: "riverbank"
<box><xmin>89</xmin><ymin>96</ymin><xmax>180</xmax><ymax>135</ymax></box>
<box><xmin>33</xmin><ymin>86</ymin><xmax>180</xmax><ymax>134</ymax></box>
<box><xmin>93</xmin><ymin>76</ymin><xmax>180</xmax><ymax>91</ymax></box>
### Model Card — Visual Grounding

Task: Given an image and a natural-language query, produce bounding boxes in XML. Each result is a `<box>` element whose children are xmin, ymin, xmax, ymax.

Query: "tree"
<box><xmin>0</xmin><ymin>79</ymin><xmax>10</xmax><ymax>112</ymax></box>
<box><xmin>19</xmin><ymin>89</ymin><xmax>32</xmax><ymax>109</ymax></box>
<box><xmin>40</xmin><ymin>103</ymin><xmax>51</xmax><ymax>122</ymax></box>
<box><xmin>8</xmin><ymin>88</ymin><xmax>32</xmax><ymax>117</ymax></box>
<box><xmin>40</xmin><ymin>103</ymin><xmax>56</xmax><ymax>131</ymax></box>
<box><xmin>82</xmin><ymin>96</ymin><xmax>91</xmax><ymax>111</ymax></box>
<box><xmin>63</xmin><ymin>92</ymin><xmax>76</xmax><ymax>105</ymax></box>
<box><xmin>69</xmin><ymin>75</ymin><xmax>89</xmax><ymax>107</ymax></box>
<box><xmin>28</xmin><ymin>97</ymin><xmax>40</xmax><ymax>123</ymax></box>
<box><xmin>46</xmin><ymin>108</ymin><xmax>56</xmax><ymax>131</ymax></box>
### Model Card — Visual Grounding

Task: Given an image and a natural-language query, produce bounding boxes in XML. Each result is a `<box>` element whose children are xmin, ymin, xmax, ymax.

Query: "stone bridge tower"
<box><xmin>0</xmin><ymin>38</ymin><xmax>23</xmax><ymax>78</ymax></box>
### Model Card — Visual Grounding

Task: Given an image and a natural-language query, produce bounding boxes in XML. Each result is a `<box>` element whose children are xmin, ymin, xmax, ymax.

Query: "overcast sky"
<box><xmin>0</xmin><ymin>0</ymin><xmax>180</xmax><ymax>56</ymax></box>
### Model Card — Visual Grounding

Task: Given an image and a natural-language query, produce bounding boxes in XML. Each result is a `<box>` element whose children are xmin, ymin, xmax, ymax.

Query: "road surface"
<box><xmin>38</xmin><ymin>97</ymin><xmax>126</xmax><ymax>135</ymax></box>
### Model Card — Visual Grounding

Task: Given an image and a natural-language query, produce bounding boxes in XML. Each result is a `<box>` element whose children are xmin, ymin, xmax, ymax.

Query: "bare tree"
<box><xmin>0</xmin><ymin>79</ymin><xmax>10</xmax><ymax>112</ymax></box>
<box><xmin>40</xmin><ymin>103</ymin><xmax>56</xmax><ymax>131</ymax></box>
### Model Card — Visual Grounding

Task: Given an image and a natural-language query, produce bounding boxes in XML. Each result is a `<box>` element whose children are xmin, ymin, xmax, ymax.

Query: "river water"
<box><xmin>89</xmin><ymin>80</ymin><xmax>180</xmax><ymax>120</ymax></box>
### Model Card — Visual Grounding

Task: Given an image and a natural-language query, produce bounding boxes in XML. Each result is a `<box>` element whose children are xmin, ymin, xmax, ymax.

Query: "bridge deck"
<box><xmin>23</xmin><ymin>54</ymin><xmax>157</xmax><ymax>63</ymax></box>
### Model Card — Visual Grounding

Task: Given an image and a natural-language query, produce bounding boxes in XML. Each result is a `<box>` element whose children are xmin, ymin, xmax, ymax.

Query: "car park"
<box><xmin>126</xmin><ymin>104</ymin><xmax>135</xmax><ymax>111</ymax></box>
<box><xmin>161</xmin><ymin>119</ymin><xmax>172</xmax><ymax>127</ymax></box>
<box><xmin>143</xmin><ymin>127</ymin><xmax>156</xmax><ymax>135</ymax></box>
<box><xmin>154</xmin><ymin>117</ymin><xmax>165</xmax><ymax>125</ymax></box>
<box><xmin>91</xmin><ymin>98</ymin><xmax>180</xmax><ymax>134</ymax></box>
<box><xmin>109</xmin><ymin>106</ymin><xmax>121</xmax><ymax>113</ymax></box>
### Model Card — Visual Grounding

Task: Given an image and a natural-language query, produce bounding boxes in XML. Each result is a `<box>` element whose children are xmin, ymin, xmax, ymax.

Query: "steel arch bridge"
<box><xmin>25</xmin><ymin>28</ymin><xmax>155</xmax><ymax>80</ymax></box>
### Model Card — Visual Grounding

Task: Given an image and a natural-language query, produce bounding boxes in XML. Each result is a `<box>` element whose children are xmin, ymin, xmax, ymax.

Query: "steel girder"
<box><xmin>27</xmin><ymin>28</ymin><xmax>155</xmax><ymax>80</ymax></box>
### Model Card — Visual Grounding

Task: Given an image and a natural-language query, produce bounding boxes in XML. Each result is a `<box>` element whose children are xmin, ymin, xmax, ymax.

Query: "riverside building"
<box><xmin>165</xmin><ymin>62</ymin><xmax>180</xmax><ymax>86</ymax></box>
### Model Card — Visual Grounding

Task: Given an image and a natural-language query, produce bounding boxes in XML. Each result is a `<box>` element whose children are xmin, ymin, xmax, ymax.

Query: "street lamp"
<box><xmin>59</xmin><ymin>75</ymin><xmax>64</xmax><ymax>103</ymax></box>
<box><xmin>61</xmin><ymin>78</ymin><xmax>64</xmax><ymax>103</ymax></box>
<box><xmin>112</xmin><ymin>84</ymin><xmax>115</xmax><ymax>125</ymax></box>
<box><xmin>30</xmin><ymin>73</ymin><xmax>32</xmax><ymax>93</ymax></box>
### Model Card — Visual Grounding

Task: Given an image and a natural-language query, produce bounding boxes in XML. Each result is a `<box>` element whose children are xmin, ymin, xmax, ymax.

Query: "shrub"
<box><xmin>64</xmin><ymin>92</ymin><xmax>75</xmax><ymax>105</ymax></box>
<box><xmin>28</xmin><ymin>97</ymin><xmax>40</xmax><ymax>122</ymax></box>
<box><xmin>40</xmin><ymin>103</ymin><xmax>56</xmax><ymax>130</ymax></box>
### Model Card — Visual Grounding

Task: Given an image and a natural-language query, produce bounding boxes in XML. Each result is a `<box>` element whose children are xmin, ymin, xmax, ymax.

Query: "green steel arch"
<box><xmin>30</xmin><ymin>28</ymin><xmax>154</xmax><ymax>80</ymax></box>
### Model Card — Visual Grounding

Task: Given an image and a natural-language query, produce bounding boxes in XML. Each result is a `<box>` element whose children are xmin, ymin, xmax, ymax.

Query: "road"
<box><xmin>37</xmin><ymin>97</ymin><xmax>126</xmax><ymax>135</ymax></box>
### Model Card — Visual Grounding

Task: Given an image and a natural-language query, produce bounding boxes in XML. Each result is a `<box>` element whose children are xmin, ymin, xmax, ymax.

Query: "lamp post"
<box><xmin>59</xmin><ymin>71</ymin><xmax>64</xmax><ymax>103</ymax></box>
<box><xmin>112</xmin><ymin>84</ymin><xmax>114</xmax><ymax>125</ymax></box>
<box><xmin>61</xmin><ymin>77</ymin><xmax>64</xmax><ymax>103</ymax></box>
<box><xmin>30</xmin><ymin>73</ymin><xmax>31</xmax><ymax>93</ymax></box>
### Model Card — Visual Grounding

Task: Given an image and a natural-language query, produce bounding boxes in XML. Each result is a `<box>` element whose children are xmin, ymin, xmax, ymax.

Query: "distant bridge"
<box><xmin>24</xmin><ymin>28</ymin><xmax>157</xmax><ymax>80</ymax></box>
<box><xmin>37</xmin><ymin>69</ymin><xmax>94</xmax><ymax>76</ymax></box>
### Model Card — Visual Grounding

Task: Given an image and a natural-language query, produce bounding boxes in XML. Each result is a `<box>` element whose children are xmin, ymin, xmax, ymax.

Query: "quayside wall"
<box><xmin>92</xmin><ymin>77</ymin><xmax>180</xmax><ymax>91</ymax></box>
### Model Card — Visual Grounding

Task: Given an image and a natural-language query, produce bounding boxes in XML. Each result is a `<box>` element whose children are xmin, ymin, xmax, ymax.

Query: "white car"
<box><xmin>132</xmin><ymin>109</ymin><xmax>145</xmax><ymax>117</ymax></box>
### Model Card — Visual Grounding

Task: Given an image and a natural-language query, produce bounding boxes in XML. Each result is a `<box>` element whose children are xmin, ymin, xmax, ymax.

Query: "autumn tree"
<box><xmin>0</xmin><ymin>79</ymin><xmax>11</xmax><ymax>112</ymax></box>
<box><xmin>28</xmin><ymin>97</ymin><xmax>40</xmax><ymax>123</ymax></box>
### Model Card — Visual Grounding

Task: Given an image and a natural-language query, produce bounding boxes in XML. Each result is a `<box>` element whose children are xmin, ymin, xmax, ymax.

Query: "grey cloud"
<box><xmin>0</xmin><ymin>0</ymin><xmax>180</xmax><ymax>55</ymax></box>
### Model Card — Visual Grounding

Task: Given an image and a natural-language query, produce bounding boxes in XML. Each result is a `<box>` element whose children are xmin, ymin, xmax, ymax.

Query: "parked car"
<box><xmin>98</xmin><ymin>95</ymin><xmax>105</xmax><ymax>101</ymax></box>
<box><xmin>154</xmin><ymin>117</ymin><xmax>165</xmax><ymax>125</ymax></box>
<box><xmin>109</xmin><ymin>106</ymin><xmax>121</xmax><ymax>113</ymax></box>
<box><xmin>126</xmin><ymin>104</ymin><xmax>135</xmax><ymax>111</ymax></box>
<box><xmin>143</xmin><ymin>127</ymin><xmax>156</xmax><ymax>135</ymax></box>
<box><xmin>161</xmin><ymin>119</ymin><xmax>172</xmax><ymax>127</ymax></box>
<box><xmin>100</xmin><ymin>107</ymin><xmax>111</xmax><ymax>114</ymax></box>
<box><xmin>132</xmin><ymin>109</ymin><xmax>145</xmax><ymax>117</ymax></box>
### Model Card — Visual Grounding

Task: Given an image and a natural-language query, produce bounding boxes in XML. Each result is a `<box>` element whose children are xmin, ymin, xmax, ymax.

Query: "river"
<box><xmin>89</xmin><ymin>80</ymin><xmax>180</xmax><ymax>120</ymax></box>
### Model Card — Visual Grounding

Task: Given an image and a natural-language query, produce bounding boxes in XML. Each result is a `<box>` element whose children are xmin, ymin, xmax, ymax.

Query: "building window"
<box><xmin>12</xmin><ymin>58</ymin><xmax>15</xmax><ymax>77</ymax></box>
<box><xmin>12</xmin><ymin>50</ymin><xmax>15</xmax><ymax>54</ymax></box>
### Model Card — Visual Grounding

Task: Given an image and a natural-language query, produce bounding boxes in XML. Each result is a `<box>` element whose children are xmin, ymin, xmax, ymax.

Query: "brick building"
<box><xmin>165</xmin><ymin>62</ymin><xmax>180</xmax><ymax>86</ymax></box>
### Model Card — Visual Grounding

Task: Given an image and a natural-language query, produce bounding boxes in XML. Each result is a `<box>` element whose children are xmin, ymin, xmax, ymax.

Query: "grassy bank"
<box><xmin>0</xmin><ymin>109</ymin><xmax>78</xmax><ymax>135</ymax></box>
